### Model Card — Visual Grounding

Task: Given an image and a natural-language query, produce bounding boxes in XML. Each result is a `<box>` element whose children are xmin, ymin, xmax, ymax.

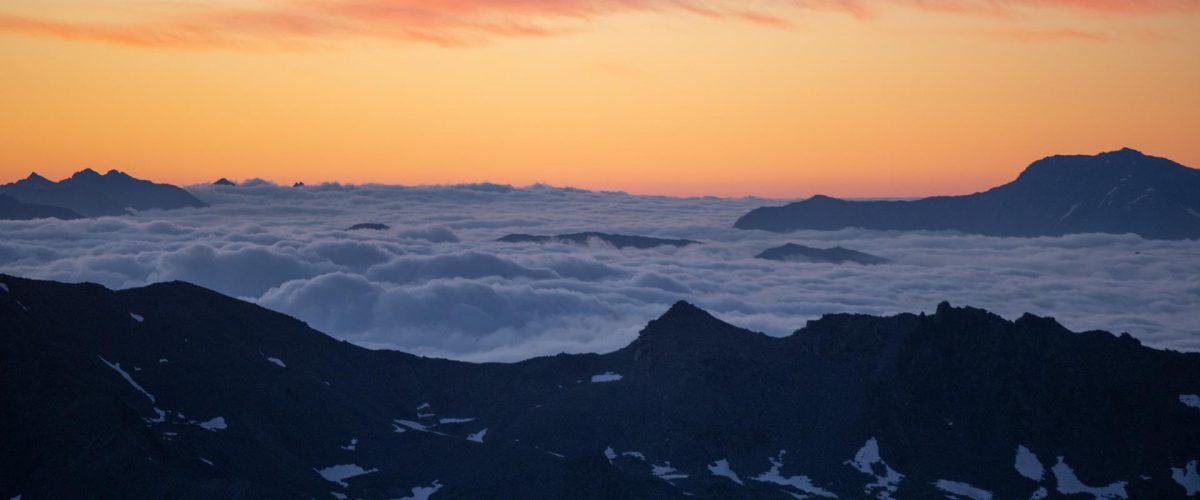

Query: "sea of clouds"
<box><xmin>1</xmin><ymin>181</ymin><xmax>1197</xmax><ymax>361</ymax></box>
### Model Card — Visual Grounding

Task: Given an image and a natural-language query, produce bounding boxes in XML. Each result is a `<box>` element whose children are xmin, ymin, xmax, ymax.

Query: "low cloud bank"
<box><xmin>2</xmin><ymin>181</ymin><xmax>1196</xmax><ymax>361</ymax></box>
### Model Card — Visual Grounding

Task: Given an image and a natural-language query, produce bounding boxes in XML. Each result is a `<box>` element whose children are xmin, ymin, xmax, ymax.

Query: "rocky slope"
<box><xmin>1</xmin><ymin>274</ymin><xmax>1198</xmax><ymax>499</ymax></box>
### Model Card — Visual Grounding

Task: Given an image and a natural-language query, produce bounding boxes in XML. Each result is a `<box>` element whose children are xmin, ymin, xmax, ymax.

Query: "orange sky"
<box><xmin>1</xmin><ymin>0</ymin><xmax>1197</xmax><ymax>197</ymax></box>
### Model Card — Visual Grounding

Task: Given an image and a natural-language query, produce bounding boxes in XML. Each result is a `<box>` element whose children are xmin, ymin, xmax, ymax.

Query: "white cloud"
<box><xmin>2</xmin><ymin>180</ymin><xmax>1197</xmax><ymax>361</ymax></box>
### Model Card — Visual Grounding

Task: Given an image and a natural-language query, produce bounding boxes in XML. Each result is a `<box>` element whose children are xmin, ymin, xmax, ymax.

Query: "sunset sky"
<box><xmin>1</xmin><ymin>0</ymin><xmax>1197</xmax><ymax>197</ymax></box>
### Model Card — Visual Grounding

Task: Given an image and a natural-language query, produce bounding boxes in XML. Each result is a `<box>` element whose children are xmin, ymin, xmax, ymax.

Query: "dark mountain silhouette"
<box><xmin>756</xmin><ymin>243</ymin><xmax>889</xmax><ymax>264</ymax></box>
<box><xmin>348</xmin><ymin>223</ymin><xmax>390</xmax><ymax>231</ymax></box>
<box><xmin>0</xmin><ymin>194</ymin><xmax>83</xmax><ymax>220</ymax></box>
<box><xmin>293</xmin><ymin>182</ymin><xmax>306</xmax><ymax>188</ymax></box>
<box><xmin>3</xmin><ymin>274</ymin><xmax>1198</xmax><ymax>499</ymax></box>
<box><xmin>735</xmin><ymin>148</ymin><xmax>1200</xmax><ymax>240</ymax></box>
<box><xmin>0</xmin><ymin>169</ymin><xmax>208</xmax><ymax>217</ymax></box>
<box><xmin>499</xmin><ymin>232</ymin><xmax>700</xmax><ymax>249</ymax></box>
<box><xmin>212</xmin><ymin>178</ymin><xmax>237</xmax><ymax>186</ymax></box>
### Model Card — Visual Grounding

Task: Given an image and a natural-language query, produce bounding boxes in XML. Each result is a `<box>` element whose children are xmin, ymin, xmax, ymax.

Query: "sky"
<box><xmin>2</xmin><ymin>182</ymin><xmax>1197</xmax><ymax>362</ymax></box>
<box><xmin>0</xmin><ymin>0</ymin><xmax>1198</xmax><ymax>197</ymax></box>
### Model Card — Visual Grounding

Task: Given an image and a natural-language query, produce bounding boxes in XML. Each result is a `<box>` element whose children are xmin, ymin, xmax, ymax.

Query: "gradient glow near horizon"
<box><xmin>1</xmin><ymin>1</ymin><xmax>1198</xmax><ymax>197</ymax></box>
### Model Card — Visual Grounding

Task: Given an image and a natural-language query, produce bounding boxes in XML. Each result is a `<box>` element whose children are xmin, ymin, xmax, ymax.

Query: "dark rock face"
<box><xmin>212</xmin><ymin>178</ymin><xmax>237</xmax><ymax>186</ymax></box>
<box><xmin>0</xmin><ymin>169</ymin><xmax>208</xmax><ymax>217</ymax></box>
<box><xmin>348</xmin><ymin>223</ymin><xmax>390</xmax><ymax>231</ymax></box>
<box><xmin>1</xmin><ymin>274</ymin><xmax>1198</xmax><ymax>499</ymax></box>
<box><xmin>736</xmin><ymin>148</ymin><xmax>1200</xmax><ymax>240</ymax></box>
<box><xmin>0</xmin><ymin>194</ymin><xmax>83</xmax><ymax>220</ymax></box>
<box><xmin>498</xmin><ymin>232</ymin><xmax>700</xmax><ymax>249</ymax></box>
<box><xmin>755</xmin><ymin>243</ymin><xmax>889</xmax><ymax>264</ymax></box>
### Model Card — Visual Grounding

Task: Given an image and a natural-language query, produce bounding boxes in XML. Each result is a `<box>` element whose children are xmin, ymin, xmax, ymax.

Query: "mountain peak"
<box><xmin>1099</xmin><ymin>147</ymin><xmax>1144</xmax><ymax>157</ymax></box>
<box><xmin>213</xmin><ymin>178</ymin><xmax>237</xmax><ymax>186</ymax></box>
<box><xmin>630</xmin><ymin>301</ymin><xmax>768</xmax><ymax>354</ymax></box>
<box><xmin>103</xmin><ymin>169</ymin><xmax>133</xmax><ymax>179</ymax></box>
<box><xmin>636</xmin><ymin>301</ymin><xmax>726</xmax><ymax>338</ymax></box>
<box><xmin>23</xmin><ymin>172</ymin><xmax>52</xmax><ymax>185</ymax></box>
<box><xmin>69</xmin><ymin>168</ymin><xmax>101</xmax><ymax>180</ymax></box>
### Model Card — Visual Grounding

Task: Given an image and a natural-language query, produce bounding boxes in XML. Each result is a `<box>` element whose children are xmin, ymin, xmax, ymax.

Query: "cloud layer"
<box><xmin>2</xmin><ymin>0</ymin><xmax>1194</xmax><ymax>49</ymax></box>
<box><xmin>2</xmin><ymin>180</ymin><xmax>1198</xmax><ymax>361</ymax></box>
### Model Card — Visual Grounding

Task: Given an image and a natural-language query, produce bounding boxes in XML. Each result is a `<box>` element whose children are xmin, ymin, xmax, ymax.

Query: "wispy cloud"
<box><xmin>0</xmin><ymin>0</ymin><xmax>1193</xmax><ymax>50</ymax></box>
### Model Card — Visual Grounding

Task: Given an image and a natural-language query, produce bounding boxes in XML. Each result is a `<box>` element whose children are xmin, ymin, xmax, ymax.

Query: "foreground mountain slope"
<box><xmin>735</xmin><ymin>148</ymin><xmax>1200</xmax><ymax>239</ymax></box>
<box><xmin>1</xmin><ymin>274</ymin><xmax>1198</xmax><ymax>499</ymax></box>
<box><xmin>0</xmin><ymin>169</ymin><xmax>207</xmax><ymax>217</ymax></box>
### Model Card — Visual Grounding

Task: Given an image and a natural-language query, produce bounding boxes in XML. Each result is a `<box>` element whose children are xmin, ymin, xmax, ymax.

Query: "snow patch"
<box><xmin>604</xmin><ymin>447</ymin><xmax>618</xmax><ymax>461</ymax></box>
<box><xmin>98</xmin><ymin>356</ymin><xmax>156</xmax><ymax>404</ymax></box>
<box><xmin>0</xmin><ymin>282</ymin><xmax>8</xmax><ymax>292</ymax></box>
<box><xmin>267</xmin><ymin>357</ymin><xmax>286</xmax><ymax>368</ymax></box>
<box><xmin>1181</xmin><ymin>394</ymin><xmax>1200</xmax><ymax>410</ymax></box>
<box><xmin>933</xmin><ymin>479</ymin><xmax>992</xmax><ymax>500</ymax></box>
<box><xmin>197</xmin><ymin>417</ymin><xmax>228</xmax><ymax>431</ymax></box>
<box><xmin>707</xmin><ymin>459</ymin><xmax>744</xmax><ymax>485</ymax></box>
<box><xmin>1029</xmin><ymin>486</ymin><xmax>1048</xmax><ymax>499</ymax></box>
<box><xmin>1052</xmin><ymin>456</ymin><xmax>1127</xmax><ymax>499</ymax></box>
<box><xmin>158</xmin><ymin>358</ymin><xmax>168</xmax><ymax>364</ymax></box>
<box><xmin>467</xmin><ymin>428</ymin><xmax>487</xmax><ymax>443</ymax></box>
<box><xmin>591</xmin><ymin>372</ymin><xmax>623</xmax><ymax>383</ymax></box>
<box><xmin>199</xmin><ymin>457</ymin><xmax>213</xmax><ymax>466</ymax></box>
<box><xmin>395</xmin><ymin>480</ymin><xmax>442</xmax><ymax>500</ymax></box>
<box><xmin>394</xmin><ymin>419</ymin><xmax>447</xmax><ymax>436</ymax></box>
<box><xmin>416</xmin><ymin>402</ymin><xmax>431</xmax><ymax>410</ymax></box>
<box><xmin>438</xmin><ymin>417</ymin><xmax>475</xmax><ymax>424</ymax></box>
<box><xmin>1172</xmin><ymin>460</ymin><xmax>1200</xmax><ymax>496</ymax></box>
<box><xmin>753</xmin><ymin>450</ymin><xmax>836</xmax><ymax>498</ymax></box>
<box><xmin>652</xmin><ymin>462</ymin><xmax>689</xmax><ymax>482</ymax></box>
<box><xmin>1015</xmin><ymin>445</ymin><xmax>1045</xmax><ymax>481</ymax></box>
<box><xmin>1060</xmin><ymin>203</ymin><xmax>1081</xmax><ymax>221</ymax></box>
<box><xmin>331</xmin><ymin>493</ymin><xmax>347</xmax><ymax>500</ymax></box>
<box><xmin>129</xmin><ymin>312</ymin><xmax>144</xmax><ymax>322</ymax></box>
<box><xmin>846</xmin><ymin>438</ymin><xmax>904</xmax><ymax>500</ymax></box>
<box><xmin>341</xmin><ymin>438</ymin><xmax>357</xmax><ymax>451</ymax></box>
<box><xmin>314</xmin><ymin>464</ymin><xmax>377</xmax><ymax>488</ymax></box>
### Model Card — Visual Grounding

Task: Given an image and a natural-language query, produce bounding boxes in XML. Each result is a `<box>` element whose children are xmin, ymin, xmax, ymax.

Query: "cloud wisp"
<box><xmin>1</xmin><ymin>179</ymin><xmax>1197</xmax><ymax>362</ymax></box>
<box><xmin>1</xmin><ymin>0</ymin><xmax>1193</xmax><ymax>49</ymax></box>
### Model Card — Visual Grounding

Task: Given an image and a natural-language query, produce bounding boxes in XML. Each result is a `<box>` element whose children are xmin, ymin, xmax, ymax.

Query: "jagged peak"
<box><xmin>648</xmin><ymin>300</ymin><xmax>716</xmax><ymax>327</ymax></box>
<box><xmin>69</xmin><ymin>168</ymin><xmax>102</xmax><ymax>180</ymax></box>
<box><xmin>103</xmin><ymin>169</ymin><xmax>133</xmax><ymax>179</ymax></box>
<box><xmin>24</xmin><ymin>172</ymin><xmax>52</xmax><ymax>184</ymax></box>
<box><xmin>635</xmin><ymin>301</ymin><xmax>752</xmax><ymax>343</ymax></box>
<box><xmin>1098</xmin><ymin>147</ymin><xmax>1145</xmax><ymax>157</ymax></box>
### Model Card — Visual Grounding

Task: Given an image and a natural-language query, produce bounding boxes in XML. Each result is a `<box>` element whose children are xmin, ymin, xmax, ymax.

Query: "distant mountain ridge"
<box><xmin>0</xmin><ymin>169</ymin><xmax>207</xmax><ymax>218</ymax></box>
<box><xmin>2</xmin><ymin>274</ymin><xmax>1198</xmax><ymax>499</ymax></box>
<box><xmin>755</xmin><ymin>243</ymin><xmax>889</xmax><ymax>264</ymax></box>
<box><xmin>498</xmin><ymin>232</ymin><xmax>700</xmax><ymax>249</ymax></box>
<box><xmin>0</xmin><ymin>193</ymin><xmax>83</xmax><ymax>220</ymax></box>
<box><xmin>735</xmin><ymin>148</ymin><xmax>1200</xmax><ymax>239</ymax></box>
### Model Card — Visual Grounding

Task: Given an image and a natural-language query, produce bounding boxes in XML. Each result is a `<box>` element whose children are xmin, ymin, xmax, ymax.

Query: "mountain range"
<box><xmin>735</xmin><ymin>149</ymin><xmax>1200</xmax><ymax>240</ymax></box>
<box><xmin>0</xmin><ymin>169</ymin><xmax>207</xmax><ymax>218</ymax></box>
<box><xmin>2</xmin><ymin>274</ymin><xmax>1198</xmax><ymax>499</ymax></box>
